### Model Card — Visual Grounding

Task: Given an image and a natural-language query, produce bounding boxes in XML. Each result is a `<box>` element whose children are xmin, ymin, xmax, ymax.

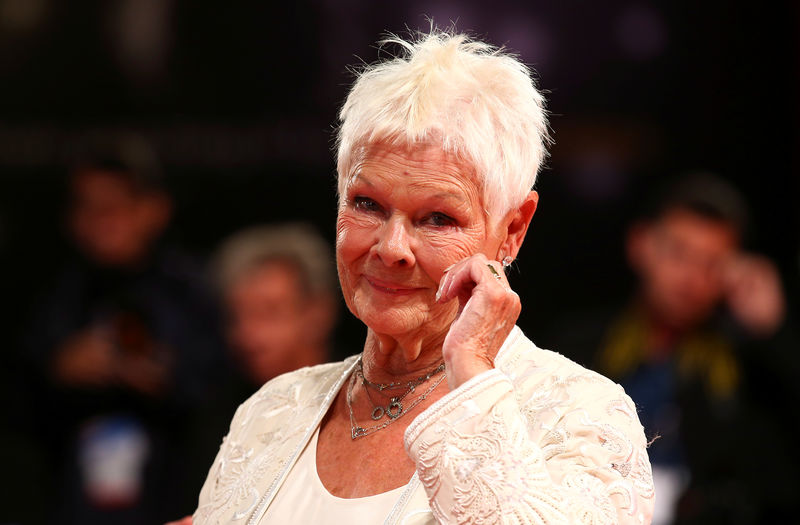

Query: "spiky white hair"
<box><xmin>336</xmin><ymin>29</ymin><xmax>550</xmax><ymax>216</ymax></box>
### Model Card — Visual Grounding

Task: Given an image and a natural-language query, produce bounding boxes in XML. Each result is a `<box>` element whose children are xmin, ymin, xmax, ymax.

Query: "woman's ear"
<box><xmin>497</xmin><ymin>191</ymin><xmax>539</xmax><ymax>261</ymax></box>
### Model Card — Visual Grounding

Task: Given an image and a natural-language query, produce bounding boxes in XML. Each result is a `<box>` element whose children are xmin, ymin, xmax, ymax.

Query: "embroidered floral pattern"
<box><xmin>406</xmin><ymin>334</ymin><xmax>655</xmax><ymax>524</ymax></box>
<box><xmin>195</xmin><ymin>363</ymin><xmax>355</xmax><ymax>525</ymax></box>
<box><xmin>195</xmin><ymin>396</ymin><xmax>296</xmax><ymax>523</ymax></box>
<box><xmin>417</xmin><ymin>405</ymin><xmax>567</xmax><ymax>524</ymax></box>
<box><xmin>196</xmin><ymin>330</ymin><xmax>654</xmax><ymax>524</ymax></box>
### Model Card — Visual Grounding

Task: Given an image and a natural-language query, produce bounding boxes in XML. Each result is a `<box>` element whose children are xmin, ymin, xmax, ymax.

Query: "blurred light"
<box><xmin>107</xmin><ymin>0</ymin><xmax>173</xmax><ymax>86</ymax></box>
<box><xmin>564</xmin><ymin>147</ymin><xmax>628</xmax><ymax>203</ymax></box>
<box><xmin>615</xmin><ymin>3</ymin><xmax>667</xmax><ymax>61</ymax></box>
<box><xmin>411</xmin><ymin>1</ymin><xmax>480</xmax><ymax>31</ymax></box>
<box><xmin>494</xmin><ymin>14</ymin><xmax>554</xmax><ymax>73</ymax></box>
<box><xmin>554</xmin><ymin>118</ymin><xmax>664</xmax><ymax>204</ymax></box>
<box><xmin>0</xmin><ymin>0</ymin><xmax>47</xmax><ymax>34</ymax></box>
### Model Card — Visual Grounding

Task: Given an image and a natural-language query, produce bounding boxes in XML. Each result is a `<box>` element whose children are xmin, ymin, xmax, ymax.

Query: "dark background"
<box><xmin>0</xmin><ymin>0</ymin><xmax>797</xmax><ymax>516</ymax></box>
<box><xmin>1</xmin><ymin>0</ymin><xmax>796</xmax><ymax>352</ymax></box>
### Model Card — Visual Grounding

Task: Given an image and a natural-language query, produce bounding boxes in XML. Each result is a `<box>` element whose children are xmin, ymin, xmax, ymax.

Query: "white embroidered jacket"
<box><xmin>194</xmin><ymin>327</ymin><xmax>655</xmax><ymax>524</ymax></box>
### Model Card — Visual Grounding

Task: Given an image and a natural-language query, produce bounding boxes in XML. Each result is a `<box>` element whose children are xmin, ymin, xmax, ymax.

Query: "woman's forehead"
<box><xmin>350</xmin><ymin>142</ymin><xmax>479</xmax><ymax>187</ymax></box>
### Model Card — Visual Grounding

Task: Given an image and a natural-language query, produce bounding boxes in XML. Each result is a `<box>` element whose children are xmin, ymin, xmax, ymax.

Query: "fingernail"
<box><xmin>435</xmin><ymin>288</ymin><xmax>442</xmax><ymax>302</ymax></box>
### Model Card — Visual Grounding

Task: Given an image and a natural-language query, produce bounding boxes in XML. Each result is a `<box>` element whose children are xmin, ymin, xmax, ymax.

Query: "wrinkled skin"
<box><xmin>336</xmin><ymin>142</ymin><xmax>538</xmax><ymax>388</ymax></box>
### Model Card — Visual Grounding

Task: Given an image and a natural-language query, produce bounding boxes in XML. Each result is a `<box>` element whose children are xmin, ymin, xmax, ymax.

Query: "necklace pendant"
<box><xmin>386</xmin><ymin>400</ymin><xmax>403</xmax><ymax>419</ymax></box>
<box><xmin>352</xmin><ymin>427</ymin><xmax>366</xmax><ymax>439</ymax></box>
<box><xmin>370</xmin><ymin>406</ymin><xmax>385</xmax><ymax>420</ymax></box>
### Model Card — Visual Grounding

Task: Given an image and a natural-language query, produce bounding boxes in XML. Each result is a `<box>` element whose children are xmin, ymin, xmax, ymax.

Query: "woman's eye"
<box><xmin>427</xmin><ymin>212</ymin><xmax>457</xmax><ymax>227</ymax></box>
<box><xmin>353</xmin><ymin>196</ymin><xmax>381</xmax><ymax>213</ymax></box>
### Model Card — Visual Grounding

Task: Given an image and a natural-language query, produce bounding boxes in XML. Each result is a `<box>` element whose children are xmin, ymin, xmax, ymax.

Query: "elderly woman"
<box><xmin>193</xmin><ymin>30</ymin><xmax>654</xmax><ymax>524</ymax></box>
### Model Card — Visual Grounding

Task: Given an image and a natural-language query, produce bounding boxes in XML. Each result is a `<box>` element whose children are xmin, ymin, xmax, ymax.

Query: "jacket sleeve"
<box><xmin>404</xmin><ymin>369</ymin><xmax>654</xmax><ymax>524</ymax></box>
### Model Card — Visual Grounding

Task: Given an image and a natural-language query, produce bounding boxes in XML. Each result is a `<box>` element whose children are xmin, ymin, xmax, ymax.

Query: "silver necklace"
<box><xmin>358</xmin><ymin>359</ymin><xmax>446</xmax><ymax>391</ymax></box>
<box><xmin>355</xmin><ymin>359</ymin><xmax>446</xmax><ymax>421</ymax></box>
<box><xmin>347</xmin><ymin>358</ymin><xmax>447</xmax><ymax>439</ymax></box>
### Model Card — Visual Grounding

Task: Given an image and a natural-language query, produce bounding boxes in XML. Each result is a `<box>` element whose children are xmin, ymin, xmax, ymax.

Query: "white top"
<box><xmin>260</xmin><ymin>427</ymin><xmax>408</xmax><ymax>524</ymax></box>
<box><xmin>196</xmin><ymin>326</ymin><xmax>654</xmax><ymax>525</ymax></box>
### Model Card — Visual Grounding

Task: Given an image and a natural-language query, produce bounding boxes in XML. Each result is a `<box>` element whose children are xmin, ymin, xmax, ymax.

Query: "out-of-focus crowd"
<box><xmin>545</xmin><ymin>174</ymin><xmax>799</xmax><ymax>524</ymax></box>
<box><xmin>1</xmin><ymin>138</ymin><xmax>797</xmax><ymax>525</ymax></box>
<box><xmin>1</xmin><ymin>140</ymin><xmax>340</xmax><ymax>525</ymax></box>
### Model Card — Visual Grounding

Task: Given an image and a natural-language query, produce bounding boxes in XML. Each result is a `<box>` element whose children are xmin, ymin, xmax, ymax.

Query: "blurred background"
<box><xmin>0</xmin><ymin>0</ymin><xmax>796</xmax><ymax>524</ymax></box>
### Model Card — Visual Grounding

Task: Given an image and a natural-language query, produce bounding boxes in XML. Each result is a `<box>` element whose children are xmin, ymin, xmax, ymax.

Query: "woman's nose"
<box><xmin>374</xmin><ymin>216</ymin><xmax>415</xmax><ymax>267</ymax></box>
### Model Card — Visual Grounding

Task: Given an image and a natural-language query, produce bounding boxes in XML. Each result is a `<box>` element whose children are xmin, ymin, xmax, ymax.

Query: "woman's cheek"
<box><xmin>423</xmin><ymin>228</ymin><xmax>486</xmax><ymax>265</ymax></box>
<box><xmin>337</xmin><ymin>208</ymin><xmax>381</xmax><ymax>234</ymax></box>
<box><xmin>337</xmin><ymin>213</ymin><xmax>377</xmax><ymax>259</ymax></box>
<box><xmin>335</xmin><ymin>212</ymin><xmax>377</xmax><ymax>308</ymax></box>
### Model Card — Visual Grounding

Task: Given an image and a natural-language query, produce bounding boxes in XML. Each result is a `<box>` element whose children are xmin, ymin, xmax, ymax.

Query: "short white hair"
<box><xmin>336</xmin><ymin>29</ymin><xmax>550</xmax><ymax>215</ymax></box>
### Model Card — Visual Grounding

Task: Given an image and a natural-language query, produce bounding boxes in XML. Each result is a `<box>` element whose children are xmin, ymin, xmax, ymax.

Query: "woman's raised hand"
<box><xmin>436</xmin><ymin>254</ymin><xmax>521</xmax><ymax>389</ymax></box>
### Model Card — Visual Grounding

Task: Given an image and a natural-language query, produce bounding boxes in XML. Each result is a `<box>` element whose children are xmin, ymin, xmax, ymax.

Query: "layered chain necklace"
<box><xmin>347</xmin><ymin>357</ymin><xmax>446</xmax><ymax>439</ymax></box>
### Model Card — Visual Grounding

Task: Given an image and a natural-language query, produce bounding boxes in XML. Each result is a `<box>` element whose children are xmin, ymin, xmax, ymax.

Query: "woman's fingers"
<box><xmin>436</xmin><ymin>255</ymin><xmax>509</xmax><ymax>305</ymax></box>
<box><xmin>437</xmin><ymin>255</ymin><xmax>521</xmax><ymax>388</ymax></box>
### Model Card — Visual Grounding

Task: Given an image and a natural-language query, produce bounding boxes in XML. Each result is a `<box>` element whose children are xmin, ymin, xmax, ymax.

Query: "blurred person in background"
<box><xmin>184</xmin><ymin>223</ymin><xmax>339</xmax><ymax>514</ymax></box>
<box><xmin>213</xmin><ymin>223</ymin><xmax>337</xmax><ymax>391</ymax></box>
<box><xmin>558</xmin><ymin>173</ymin><xmax>797</xmax><ymax>524</ymax></box>
<box><xmin>26</xmin><ymin>136</ymin><xmax>224</xmax><ymax>524</ymax></box>
<box><xmin>196</xmin><ymin>223</ymin><xmax>337</xmax><ymax>424</ymax></box>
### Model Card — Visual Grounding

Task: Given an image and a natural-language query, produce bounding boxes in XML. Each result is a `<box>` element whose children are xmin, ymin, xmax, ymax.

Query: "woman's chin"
<box><xmin>361</xmin><ymin>310</ymin><xmax>425</xmax><ymax>338</ymax></box>
<box><xmin>357</xmin><ymin>300</ymin><xmax>455</xmax><ymax>342</ymax></box>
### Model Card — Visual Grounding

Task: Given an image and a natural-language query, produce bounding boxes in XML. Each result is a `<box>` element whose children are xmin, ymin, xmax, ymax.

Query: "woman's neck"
<box><xmin>361</xmin><ymin>328</ymin><xmax>447</xmax><ymax>384</ymax></box>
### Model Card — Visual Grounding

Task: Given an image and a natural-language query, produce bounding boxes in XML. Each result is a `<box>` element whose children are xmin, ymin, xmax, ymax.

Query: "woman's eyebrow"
<box><xmin>426</xmin><ymin>191</ymin><xmax>468</xmax><ymax>205</ymax></box>
<box><xmin>407</xmin><ymin>181</ymin><xmax>470</xmax><ymax>205</ymax></box>
<box><xmin>345</xmin><ymin>171</ymin><xmax>374</xmax><ymax>191</ymax></box>
<box><xmin>350</xmin><ymin>172</ymin><xmax>469</xmax><ymax>206</ymax></box>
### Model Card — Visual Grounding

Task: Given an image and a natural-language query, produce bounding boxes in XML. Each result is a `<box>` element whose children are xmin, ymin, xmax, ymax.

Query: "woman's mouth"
<box><xmin>364</xmin><ymin>276</ymin><xmax>422</xmax><ymax>295</ymax></box>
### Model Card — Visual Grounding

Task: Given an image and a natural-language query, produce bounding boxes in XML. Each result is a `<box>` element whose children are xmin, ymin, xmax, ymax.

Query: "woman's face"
<box><xmin>336</xmin><ymin>142</ymin><xmax>506</xmax><ymax>341</ymax></box>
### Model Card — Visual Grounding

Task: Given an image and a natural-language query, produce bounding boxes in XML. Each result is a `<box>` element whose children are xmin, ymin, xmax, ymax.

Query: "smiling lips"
<box><xmin>365</xmin><ymin>276</ymin><xmax>425</xmax><ymax>295</ymax></box>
